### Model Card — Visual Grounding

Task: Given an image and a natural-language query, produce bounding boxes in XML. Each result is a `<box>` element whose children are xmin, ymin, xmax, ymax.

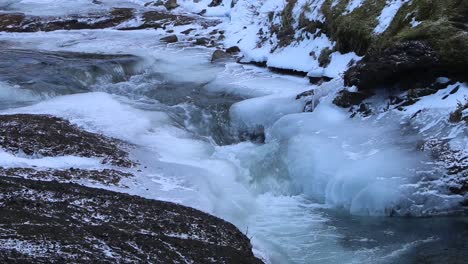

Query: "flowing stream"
<box><xmin>0</xmin><ymin>30</ymin><xmax>466</xmax><ymax>264</ymax></box>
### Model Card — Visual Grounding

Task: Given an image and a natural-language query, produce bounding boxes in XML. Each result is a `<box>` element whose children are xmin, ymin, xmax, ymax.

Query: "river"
<box><xmin>0</xmin><ymin>29</ymin><xmax>466</xmax><ymax>263</ymax></box>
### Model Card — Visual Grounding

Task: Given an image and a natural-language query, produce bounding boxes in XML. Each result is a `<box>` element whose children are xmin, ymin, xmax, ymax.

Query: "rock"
<box><xmin>211</xmin><ymin>50</ymin><xmax>231</xmax><ymax>62</ymax></box>
<box><xmin>144</xmin><ymin>0</ymin><xmax>164</xmax><ymax>7</ymax></box>
<box><xmin>0</xmin><ymin>114</ymin><xmax>134</xmax><ymax>167</ymax></box>
<box><xmin>0</xmin><ymin>9</ymin><xmax>135</xmax><ymax>32</ymax></box>
<box><xmin>226</xmin><ymin>46</ymin><xmax>241</xmax><ymax>54</ymax></box>
<box><xmin>208</xmin><ymin>0</ymin><xmax>223</xmax><ymax>7</ymax></box>
<box><xmin>195</xmin><ymin>37</ymin><xmax>209</xmax><ymax>46</ymax></box>
<box><xmin>295</xmin><ymin>90</ymin><xmax>314</xmax><ymax>100</ymax></box>
<box><xmin>181</xmin><ymin>28</ymin><xmax>195</xmax><ymax>34</ymax></box>
<box><xmin>332</xmin><ymin>90</ymin><xmax>369</xmax><ymax>108</ymax></box>
<box><xmin>160</xmin><ymin>34</ymin><xmax>178</xmax><ymax>43</ymax></box>
<box><xmin>344</xmin><ymin>41</ymin><xmax>440</xmax><ymax>91</ymax></box>
<box><xmin>139</xmin><ymin>11</ymin><xmax>194</xmax><ymax>29</ymax></box>
<box><xmin>164</xmin><ymin>0</ymin><xmax>179</xmax><ymax>10</ymax></box>
<box><xmin>308</xmin><ymin>76</ymin><xmax>332</xmax><ymax>85</ymax></box>
<box><xmin>0</xmin><ymin>176</ymin><xmax>263</xmax><ymax>264</ymax></box>
<box><xmin>0</xmin><ymin>13</ymin><xmax>25</xmax><ymax>30</ymax></box>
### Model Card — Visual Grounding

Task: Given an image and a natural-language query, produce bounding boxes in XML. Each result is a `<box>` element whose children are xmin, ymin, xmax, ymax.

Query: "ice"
<box><xmin>265</xmin><ymin>99</ymin><xmax>428</xmax><ymax>215</ymax></box>
<box><xmin>230</xmin><ymin>94</ymin><xmax>304</xmax><ymax>132</ymax></box>
<box><xmin>0</xmin><ymin>81</ymin><xmax>42</xmax><ymax>109</ymax></box>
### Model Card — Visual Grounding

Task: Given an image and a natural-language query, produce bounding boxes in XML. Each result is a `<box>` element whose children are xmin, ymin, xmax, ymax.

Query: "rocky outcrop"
<box><xmin>0</xmin><ymin>9</ymin><xmax>214</xmax><ymax>32</ymax></box>
<box><xmin>344</xmin><ymin>41</ymin><xmax>440</xmax><ymax>91</ymax></box>
<box><xmin>0</xmin><ymin>114</ymin><xmax>134</xmax><ymax>167</ymax></box>
<box><xmin>0</xmin><ymin>8</ymin><xmax>135</xmax><ymax>32</ymax></box>
<box><xmin>332</xmin><ymin>89</ymin><xmax>370</xmax><ymax>108</ymax></box>
<box><xmin>0</xmin><ymin>176</ymin><xmax>263</xmax><ymax>263</ymax></box>
<box><xmin>0</xmin><ymin>167</ymin><xmax>132</xmax><ymax>186</ymax></box>
<box><xmin>0</xmin><ymin>112</ymin><xmax>262</xmax><ymax>263</ymax></box>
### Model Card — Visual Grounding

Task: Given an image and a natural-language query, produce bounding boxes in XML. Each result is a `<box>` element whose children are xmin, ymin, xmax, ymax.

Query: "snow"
<box><xmin>0</xmin><ymin>149</ymin><xmax>103</xmax><ymax>169</ymax></box>
<box><xmin>374</xmin><ymin>0</ymin><xmax>410</xmax><ymax>34</ymax></box>
<box><xmin>404</xmin><ymin>83</ymin><xmax>468</xmax><ymax>116</ymax></box>
<box><xmin>410</xmin><ymin>16</ymin><xmax>421</xmax><ymax>28</ymax></box>
<box><xmin>345</xmin><ymin>0</ymin><xmax>365</xmax><ymax>13</ymax></box>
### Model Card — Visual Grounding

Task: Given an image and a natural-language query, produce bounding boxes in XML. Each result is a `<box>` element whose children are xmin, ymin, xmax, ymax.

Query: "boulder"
<box><xmin>0</xmin><ymin>176</ymin><xmax>263</xmax><ymax>264</ymax></box>
<box><xmin>160</xmin><ymin>34</ymin><xmax>178</xmax><ymax>43</ymax></box>
<box><xmin>211</xmin><ymin>50</ymin><xmax>231</xmax><ymax>62</ymax></box>
<box><xmin>344</xmin><ymin>41</ymin><xmax>439</xmax><ymax>91</ymax></box>
<box><xmin>226</xmin><ymin>46</ymin><xmax>241</xmax><ymax>54</ymax></box>
<box><xmin>181</xmin><ymin>28</ymin><xmax>195</xmax><ymax>35</ymax></box>
<box><xmin>164</xmin><ymin>0</ymin><xmax>179</xmax><ymax>10</ymax></box>
<box><xmin>195</xmin><ymin>37</ymin><xmax>209</xmax><ymax>46</ymax></box>
<box><xmin>332</xmin><ymin>90</ymin><xmax>369</xmax><ymax>108</ymax></box>
<box><xmin>0</xmin><ymin>114</ymin><xmax>134</xmax><ymax>167</ymax></box>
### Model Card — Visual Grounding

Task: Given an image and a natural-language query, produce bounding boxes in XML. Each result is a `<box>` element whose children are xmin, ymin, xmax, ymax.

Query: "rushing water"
<box><xmin>0</xmin><ymin>30</ymin><xmax>466</xmax><ymax>264</ymax></box>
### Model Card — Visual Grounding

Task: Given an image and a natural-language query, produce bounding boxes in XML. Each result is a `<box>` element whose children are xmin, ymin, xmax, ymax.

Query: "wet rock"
<box><xmin>211</xmin><ymin>50</ymin><xmax>231</xmax><ymax>62</ymax></box>
<box><xmin>0</xmin><ymin>9</ymin><xmax>135</xmax><ymax>32</ymax></box>
<box><xmin>0</xmin><ymin>176</ymin><xmax>263</xmax><ymax>264</ymax></box>
<box><xmin>0</xmin><ymin>10</ymin><xmax>209</xmax><ymax>32</ymax></box>
<box><xmin>164</xmin><ymin>0</ymin><xmax>179</xmax><ymax>10</ymax></box>
<box><xmin>332</xmin><ymin>90</ymin><xmax>369</xmax><ymax>108</ymax></box>
<box><xmin>344</xmin><ymin>41</ymin><xmax>439</xmax><ymax>91</ymax></box>
<box><xmin>239</xmin><ymin>126</ymin><xmax>265</xmax><ymax>144</ymax></box>
<box><xmin>0</xmin><ymin>13</ymin><xmax>25</xmax><ymax>30</ymax></box>
<box><xmin>181</xmin><ymin>28</ymin><xmax>195</xmax><ymax>34</ymax></box>
<box><xmin>138</xmin><ymin>11</ymin><xmax>194</xmax><ymax>29</ymax></box>
<box><xmin>160</xmin><ymin>34</ymin><xmax>178</xmax><ymax>43</ymax></box>
<box><xmin>296</xmin><ymin>90</ymin><xmax>314</xmax><ymax>100</ymax></box>
<box><xmin>0</xmin><ymin>114</ymin><xmax>134</xmax><ymax>167</ymax></box>
<box><xmin>195</xmin><ymin>37</ymin><xmax>209</xmax><ymax>46</ymax></box>
<box><xmin>226</xmin><ymin>46</ymin><xmax>241</xmax><ymax>54</ymax></box>
<box><xmin>308</xmin><ymin>76</ymin><xmax>332</xmax><ymax>85</ymax></box>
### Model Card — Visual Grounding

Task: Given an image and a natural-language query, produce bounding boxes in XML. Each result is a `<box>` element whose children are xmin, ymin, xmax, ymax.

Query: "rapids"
<box><xmin>0</xmin><ymin>29</ymin><xmax>466</xmax><ymax>263</ymax></box>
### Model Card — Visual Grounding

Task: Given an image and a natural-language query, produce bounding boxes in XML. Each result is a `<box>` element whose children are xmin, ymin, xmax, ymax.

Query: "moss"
<box><xmin>380</xmin><ymin>0</ymin><xmax>468</xmax><ymax>75</ymax></box>
<box><xmin>277</xmin><ymin>0</ymin><xmax>298</xmax><ymax>47</ymax></box>
<box><xmin>320</xmin><ymin>0</ymin><xmax>387</xmax><ymax>55</ymax></box>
